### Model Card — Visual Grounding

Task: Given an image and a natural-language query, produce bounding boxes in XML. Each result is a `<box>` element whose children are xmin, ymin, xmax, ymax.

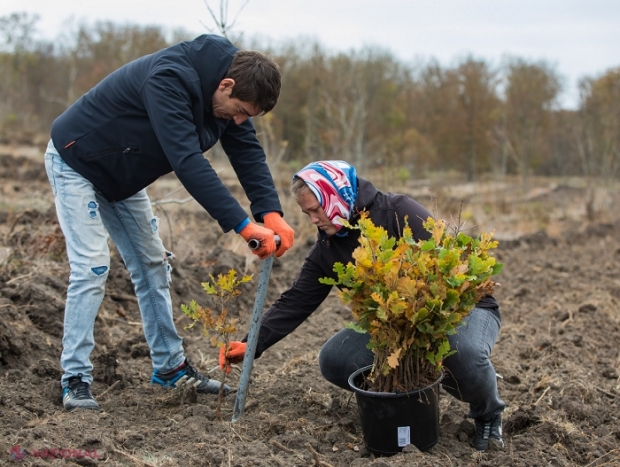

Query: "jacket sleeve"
<box><xmin>220</xmin><ymin>119</ymin><xmax>282</xmax><ymax>221</ymax></box>
<box><xmin>140</xmin><ymin>68</ymin><xmax>249</xmax><ymax>232</ymax></box>
<box><xmin>250</xmin><ymin>243</ymin><xmax>333</xmax><ymax>357</ymax></box>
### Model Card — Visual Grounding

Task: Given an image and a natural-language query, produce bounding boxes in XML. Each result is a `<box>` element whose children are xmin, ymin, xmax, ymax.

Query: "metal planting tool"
<box><xmin>231</xmin><ymin>235</ymin><xmax>279</xmax><ymax>422</ymax></box>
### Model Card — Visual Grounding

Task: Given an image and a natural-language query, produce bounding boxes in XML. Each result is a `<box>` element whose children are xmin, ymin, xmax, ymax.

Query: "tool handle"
<box><xmin>232</xmin><ymin>254</ymin><xmax>274</xmax><ymax>422</ymax></box>
<box><xmin>247</xmin><ymin>235</ymin><xmax>280</xmax><ymax>251</ymax></box>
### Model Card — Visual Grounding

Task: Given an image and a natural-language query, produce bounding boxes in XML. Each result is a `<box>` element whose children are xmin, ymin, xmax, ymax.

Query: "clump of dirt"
<box><xmin>1</xmin><ymin>162</ymin><xmax>620</xmax><ymax>466</ymax></box>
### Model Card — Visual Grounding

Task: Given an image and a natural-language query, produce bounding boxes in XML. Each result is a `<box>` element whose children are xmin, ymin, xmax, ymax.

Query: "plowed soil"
<box><xmin>1</xmin><ymin>145</ymin><xmax>620</xmax><ymax>466</ymax></box>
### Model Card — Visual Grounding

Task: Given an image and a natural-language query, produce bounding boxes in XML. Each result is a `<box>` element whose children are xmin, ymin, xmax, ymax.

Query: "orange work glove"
<box><xmin>218</xmin><ymin>341</ymin><xmax>247</xmax><ymax>374</ymax></box>
<box><xmin>239</xmin><ymin>222</ymin><xmax>277</xmax><ymax>260</ymax></box>
<box><xmin>263</xmin><ymin>212</ymin><xmax>295</xmax><ymax>258</ymax></box>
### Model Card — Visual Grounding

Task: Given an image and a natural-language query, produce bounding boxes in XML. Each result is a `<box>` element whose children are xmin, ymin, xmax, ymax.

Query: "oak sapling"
<box><xmin>320</xmin><ymin>212</ymin><xmax>503</xmax><ymax>393</ymax></box>
<box><xmin>181</xmin><ymin>269</ymin><xmax>252</xmax><ymax>419</ymax></box>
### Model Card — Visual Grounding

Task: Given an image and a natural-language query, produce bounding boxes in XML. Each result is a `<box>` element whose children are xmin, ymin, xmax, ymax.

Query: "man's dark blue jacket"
<box><xmin>51</xmin><ymin>34</ymin><xmax>281</xmax><ymax>232</ymax></box>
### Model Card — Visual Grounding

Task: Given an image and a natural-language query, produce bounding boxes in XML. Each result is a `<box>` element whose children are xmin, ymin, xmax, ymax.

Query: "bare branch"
<box><xmin>201</xmin><ymin>0</ymin><xmax>250</xmax><ymax>38</ymax></box>
<box><xmin>227</xmin><ymin>0</ymin><xmax>250</xmax><ymax>30</ymax></box>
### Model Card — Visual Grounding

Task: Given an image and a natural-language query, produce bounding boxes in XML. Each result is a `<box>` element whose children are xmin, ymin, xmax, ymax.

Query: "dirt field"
<box><xmin>1</xmin><ymin>144</ymin><xmax>620</xmax><ymax>466</ymax></box>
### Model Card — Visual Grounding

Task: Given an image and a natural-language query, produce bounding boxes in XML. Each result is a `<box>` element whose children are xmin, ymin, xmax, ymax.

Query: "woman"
<box><xmin>220</xmin><ymin>160</ymin><xmax>505</xmax><ymax>451</ymax></box>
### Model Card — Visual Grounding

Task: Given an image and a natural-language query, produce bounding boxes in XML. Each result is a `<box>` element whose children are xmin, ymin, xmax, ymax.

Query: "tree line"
<box><xmin>1</xmin><ymin>12</ymin><xmax>619</xmax><ymax>183</ymax></box>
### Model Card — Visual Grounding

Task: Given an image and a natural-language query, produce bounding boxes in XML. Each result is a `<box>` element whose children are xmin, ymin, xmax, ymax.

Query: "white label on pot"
<box><xmin>397</xmin><ymin>426</ymin><xmax>410</xmax><ymax>447</ymax></box>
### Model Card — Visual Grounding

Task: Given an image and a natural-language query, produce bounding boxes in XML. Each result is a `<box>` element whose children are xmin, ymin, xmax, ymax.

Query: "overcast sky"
<box><xmin>3</xmin><ymin>0</ymin><xmax>619</xmax><ymax>109</ymax></box>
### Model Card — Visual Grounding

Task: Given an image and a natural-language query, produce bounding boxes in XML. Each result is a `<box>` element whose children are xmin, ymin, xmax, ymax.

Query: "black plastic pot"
<box><xmin>348</xmin><ymin>365</ymin><xmax>442</xmax><ymax>455</ymax></box>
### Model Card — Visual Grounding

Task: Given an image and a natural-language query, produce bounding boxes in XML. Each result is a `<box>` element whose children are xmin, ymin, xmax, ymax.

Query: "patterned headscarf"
<box><xmin>294</xmin><ymin>160</ymin><xmax>358</xmax><ymax>231</ymax></box>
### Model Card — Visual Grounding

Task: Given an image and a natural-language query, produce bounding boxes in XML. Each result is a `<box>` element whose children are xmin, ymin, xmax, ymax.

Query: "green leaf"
<box><xmin>420</xmin><ymin>240</ymin><xmax>436</xmax><ymax>251</ymax></box>
<box><xmin>491</xmin><ymin>262</ymin><xmax>504</xmax><ymax>275</ymax></box>
<box><xmin>468</xmin><ymin>255</ymin><xmax>489</xmax><ymax>275</ymax></box>
<box><xmin>457</xmin><ymin>232</ymin><xmax>473</xmax><ymax>247</ymax></box>
<box><xmin>444</xmin><ymin>289</ymin><xmax>459</xmax><ymax>309</ymax></box>
<box><xmin>345</xmin><ymin>321</ymin><xmax>366</xmax><ymax>333</ymax></box>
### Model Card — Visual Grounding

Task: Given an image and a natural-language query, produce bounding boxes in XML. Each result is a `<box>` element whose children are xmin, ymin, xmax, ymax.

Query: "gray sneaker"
<box><xmin>62</xmin><ymin>374</ymin><xmax>100</xmax><ymax>412</ymax></box>
<box><xmin>151</xmin><ymin>359</ymin><xmax>230</xmax><ymax>396</ymax></box>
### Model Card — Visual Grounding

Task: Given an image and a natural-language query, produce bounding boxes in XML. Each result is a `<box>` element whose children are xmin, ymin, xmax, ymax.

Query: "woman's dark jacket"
<box><xmin>252</xmin><ymin>177</ymin><xmax>499</xmax><ymax>357</ymax></box>
<box><xmin>51</xmin><ymin>34</ymin><xmax>281</xmax><ymax>232</ymax></box>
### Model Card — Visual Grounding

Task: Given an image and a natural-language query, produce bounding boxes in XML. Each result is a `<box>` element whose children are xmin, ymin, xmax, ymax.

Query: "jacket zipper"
<box><xmin>86</xmin><ymin>147</ymin><xmax>137</xmax><ymax>159</ymax></box>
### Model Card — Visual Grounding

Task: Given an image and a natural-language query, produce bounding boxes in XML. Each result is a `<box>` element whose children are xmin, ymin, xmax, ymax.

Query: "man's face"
<box><xmin>296</xmin><ymin>188</ymin><xmax>338</xmax><ymax>236</ymax></box>
<box><xmin>211</xmin><ymin>78</ymin><xmax>260</xmax><ymax>125</ymax></box>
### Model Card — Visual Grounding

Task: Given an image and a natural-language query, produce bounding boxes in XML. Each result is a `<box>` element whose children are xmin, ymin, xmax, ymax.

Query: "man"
<box><xmin>220</xmin><ymin>160</ymin><xmax>505</xmax><ymax>451</ymax></box>
<box><xmin>44</xmin><ymin>34</ymin><xmax>295</xmax><ymax>412</ymax></box>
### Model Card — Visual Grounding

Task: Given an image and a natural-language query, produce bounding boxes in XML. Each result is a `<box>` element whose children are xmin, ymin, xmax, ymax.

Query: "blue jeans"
<box><xmin>319</xmin><ymin>307</ymin><xmax>505</xmax><ymax>419</ymax></box>
<box><xmin>44</xmin><ymin>140</ymin><xmax>185</xmax><ymax>388</ymax></box>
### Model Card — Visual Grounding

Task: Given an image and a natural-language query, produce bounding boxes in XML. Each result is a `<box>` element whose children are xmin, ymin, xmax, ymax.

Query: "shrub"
<box><xmin>320</xmin><ymin>212</ymin><xmax>503</xmax><ymax>393</ymax></box>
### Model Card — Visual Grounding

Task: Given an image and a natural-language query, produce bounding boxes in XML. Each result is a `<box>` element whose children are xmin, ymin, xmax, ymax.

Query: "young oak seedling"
<box><xmin>181</xmin><ymin>269</ymin><xmax>252</xmax><ymax>419</ymax></box>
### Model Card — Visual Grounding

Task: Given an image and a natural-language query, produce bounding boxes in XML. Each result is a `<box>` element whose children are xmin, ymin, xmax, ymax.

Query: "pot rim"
<box><xmin>348</xmin><ymin>364</ymin><xmax>444</xmax><ymax>398</ymax></box>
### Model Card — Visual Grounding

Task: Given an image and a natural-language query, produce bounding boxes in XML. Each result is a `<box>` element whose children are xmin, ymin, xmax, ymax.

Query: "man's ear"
<box><xmin>218</xmin><ymin>78</ymin><xmax>236</xmax><ymax>91</ymax></box>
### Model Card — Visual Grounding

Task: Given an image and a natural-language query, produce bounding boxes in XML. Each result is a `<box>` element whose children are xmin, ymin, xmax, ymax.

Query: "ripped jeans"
<box><xmin>44</xmin><ymin>140</ymin><xmax>185</xmax><ymax>388</ymax></box>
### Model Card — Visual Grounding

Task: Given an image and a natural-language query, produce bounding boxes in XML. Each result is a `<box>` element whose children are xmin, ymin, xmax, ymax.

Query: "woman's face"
<box><xmin>296</xmin><ymin>189</ymin><xmax>339</xmax><ymax>236</ymax></box>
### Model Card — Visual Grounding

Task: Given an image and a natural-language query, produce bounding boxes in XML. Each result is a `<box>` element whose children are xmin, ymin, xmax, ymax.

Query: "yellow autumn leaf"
<box><xmin>352</xmin><ymin>247</ymin><xmax>373</xmax><ymax>268</ymax></box>
<box><xmin>387</xmin><ymin>348</ymin><xmax>401</xmax><ymax>369</ymax></box>
<box><xmin>432</xmin><ymin>219</ymin><xmax>446</xmax><ymax>245</ymax></box>
<box><xmin>396</xmin><ymin>276</ymin><xmax>418</xmax><ymax>299</ymax></box>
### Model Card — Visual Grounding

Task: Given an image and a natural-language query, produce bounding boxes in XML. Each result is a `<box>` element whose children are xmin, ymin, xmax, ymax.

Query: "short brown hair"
<box><xmin>226</xmin><ymin>50</ymin><xmax>281</xmax><ymax>115</ymax></box>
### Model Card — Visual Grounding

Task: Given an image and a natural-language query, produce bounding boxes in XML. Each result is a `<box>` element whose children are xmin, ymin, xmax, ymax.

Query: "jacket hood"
<box><xmin>185</xmin><ymin>34</ymin><xmax>239</xmax><ymax>115</ymax></box>
<box><xmin>353</xmin><ymin>177</ymin><xmax>379</xmax><ymax>214</ymax></box>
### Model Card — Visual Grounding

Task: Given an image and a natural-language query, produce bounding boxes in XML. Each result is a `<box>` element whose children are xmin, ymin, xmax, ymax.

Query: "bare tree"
<box><xmin>574</xmin><ymin>69</ymin><xmax>620</xmax><ymax>183</ymax></box>
<box><xmin>0</xmin><ymin>12</ymin><xmax>39</xmax><ymax>53</ymax></box>
<box><xmin>201</xmin><ymin>0</ymin><xmax>249</xmax><ymax>40</ymax></box>
<box><xmin>497</xmin><ymin>58</ymin><xmax>560</xmax><ymax>190</ymax></box>
<box><xmin>456</xmin><ymin>57</ymin><xmax>500</xmax><ymax>181</ymax></box>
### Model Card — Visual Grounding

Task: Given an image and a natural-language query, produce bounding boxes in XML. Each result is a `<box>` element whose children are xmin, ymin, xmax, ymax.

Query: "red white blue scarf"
<box><xmin>294</xmin><ymin>160</ymin><xmax>358</xmax><ymax>231</ymax></box>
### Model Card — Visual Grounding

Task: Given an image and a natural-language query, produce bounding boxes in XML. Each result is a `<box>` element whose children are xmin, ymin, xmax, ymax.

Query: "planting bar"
<box><xmin>231</xmin><ymin>235</ymin><xmax>279</xmax><ymax>422</ymax></box>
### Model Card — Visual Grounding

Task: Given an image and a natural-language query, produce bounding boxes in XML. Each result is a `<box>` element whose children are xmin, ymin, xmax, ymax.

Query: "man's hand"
<box><xmin>263</xmin><ymin>212</ymin><xmax>294</xmax><ymax>257</ymax></box>
<box><xmin>219</xmin><ymin>341</ymin><xmax>247</xmax><ymax>374</ymax></box>
<box><xmin>239</xmin><ymin>222</ymin><xmax>277</xmax><ymax>259</ymax></box>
